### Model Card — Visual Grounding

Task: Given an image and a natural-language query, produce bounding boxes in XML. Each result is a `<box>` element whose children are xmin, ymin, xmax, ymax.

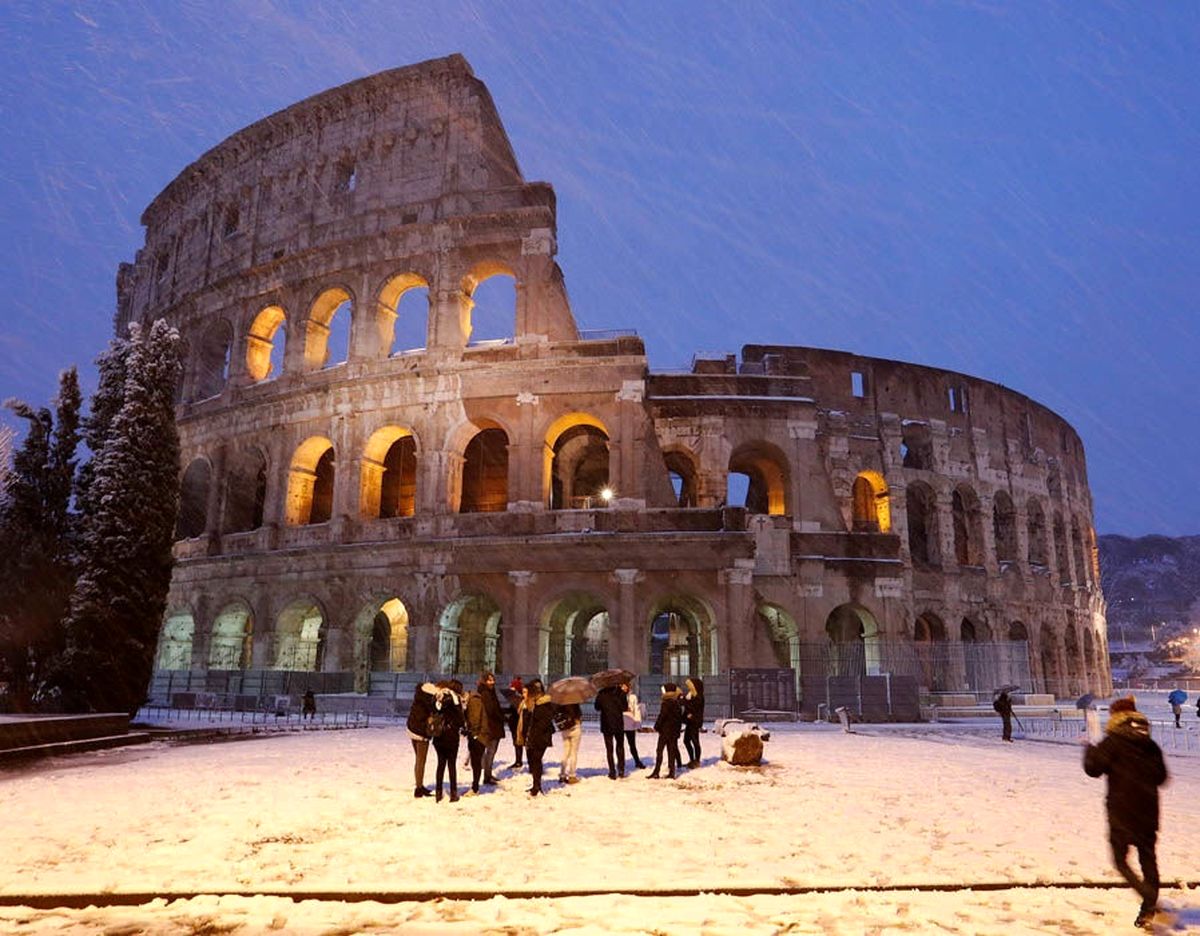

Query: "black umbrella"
<box><xmin>590</xmin><ymin>668</ymin><xmax>635</xmax><ymax>690</ymax></box>
<box><xmin>1075</xmin><ymin>692</ymin><xmax>1096</xmax><ymax>710</ymax></box>
<box><xmin>993</xmin><ymin>684</ymin><xmax>1020</xmax><ymax>697</ymax></box>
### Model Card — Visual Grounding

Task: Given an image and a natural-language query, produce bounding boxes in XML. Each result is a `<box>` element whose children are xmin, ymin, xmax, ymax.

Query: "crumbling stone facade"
<box><xmin>122</xmin><ymin>55</ymin><xmax>1109</xmax><ymax>708</ymax></box>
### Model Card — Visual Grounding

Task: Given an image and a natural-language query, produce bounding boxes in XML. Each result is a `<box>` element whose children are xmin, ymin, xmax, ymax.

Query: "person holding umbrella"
<box><xmin>1167</xmin><ymin>688</ymin><xmax>1186</xmax><ymax>729</ymax></box>
<box><xmin>548</xmin><ymin>675</ymin><xmax>594</xmax><ymax>785</ymax></box>
<box><xmin>594</xmin><ymin>681</ymin><xmax>629</xmax><ymax>779</ymax></box>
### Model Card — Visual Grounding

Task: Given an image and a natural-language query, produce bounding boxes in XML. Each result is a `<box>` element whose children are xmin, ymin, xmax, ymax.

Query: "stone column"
<box><xmin>611</xmin><ymin>569</ymin><xmax>644</xmax><ymax>671</ymax></box>
<box><xmin>204</xmin><ymin>445</ymin><xmax>226</xmax><ymax>552</ymax></box>
<box><xmin>508</xmin><ymin>571</ymin><xmax>538</xmax><ymax>674</ymax></box>
<box><xmin>787</xmin><ymin>419</ymin><xmax>818</xmax><ymax>530</ymax></box>
<box><xmin>611</xmin><ymin>381</ymin><xmax>646</xmax><ymax>508</ymax></box>
<box><xmin>719</xmin><ymin>561</ymin><xmax>755</xmax><ymax>671</ymax></box>
<box><xmin>511</xmin><ymin>391</ymin><xmax>541</xmax><ymax>509</ymax></box>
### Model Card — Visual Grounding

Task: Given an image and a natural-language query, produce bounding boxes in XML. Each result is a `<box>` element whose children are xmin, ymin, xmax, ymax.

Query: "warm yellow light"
<box><xmin>599</xmin><ymin>487</ymin><xmax>614</xmax><ymax>502</ymax></box>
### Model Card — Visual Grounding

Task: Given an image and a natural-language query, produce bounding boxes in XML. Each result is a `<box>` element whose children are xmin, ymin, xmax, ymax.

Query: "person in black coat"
<box><xmin>594</xmin><ymin>683</ymin><xmax>629</xmax><ymax>779</ymax></box>
<box><xmin>993</xmin><ymin>690</ymin><xmax>1014</xmax><ymax>742</ymax></box>
<box><xmin>649</xmin><ymin>682</ymin><xmax>684</xmax><ymax>779</ymax></box>
<box><xmin>682</xmin><ymin>677</ymin><xmax>705</xmax><ymax>768</ymax></box>
<box><xmin>504</xmin><ymin>677</ymin><xmax>525</xmax><ymax>769</ymax></box>
<box><xmin>405</xmin><ymin>681</ymin><xmax>439</xmax><ymax>798</ymax></box>
<box><xmin>1083</xmin><ymin>697</ymin><xmax>1169</xmax><ymax>929</ymax></box>
<box><xmin>431</xmin><ymin>679</ymin><xmax>465</xmax><ymax>803</ymax></box>
<box><xmin>522</xmin><ymin>679</ymin><xmax>556</xmax><ymax>796</ymax></box>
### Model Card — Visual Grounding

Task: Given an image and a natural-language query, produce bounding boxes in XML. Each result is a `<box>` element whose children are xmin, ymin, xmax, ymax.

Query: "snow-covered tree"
<box><xmin>61</xmin><ymin>321</ymin><xmax>182</xmax><ymax>714</ymax></box>
<box><xmin>0</xmin><ymin>368</ymin><xmax>82</xmax><ymax>711</ymax></box>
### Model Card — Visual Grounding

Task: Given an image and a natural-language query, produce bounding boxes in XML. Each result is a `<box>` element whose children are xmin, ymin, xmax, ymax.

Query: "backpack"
<box><xmin>426</xmin><ymin>711</ymin><xmax>447</xmax><ymax>737</ymax></box>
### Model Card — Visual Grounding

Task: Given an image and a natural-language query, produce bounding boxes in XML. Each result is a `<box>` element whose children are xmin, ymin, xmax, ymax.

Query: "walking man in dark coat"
<box><xmin>594</xmin><ymin>683</ymin><xmax>628</xmax><ymax>779</ymax></box>
<box><xmin>993</xmin><ymin>690</ymin><xmax>1014</xmax><ymax>742</ymax></box>
<box><xmin>1083</xmin><ymin>696</ymin><xmax>1169</xmax><ymax>929</ymax></box>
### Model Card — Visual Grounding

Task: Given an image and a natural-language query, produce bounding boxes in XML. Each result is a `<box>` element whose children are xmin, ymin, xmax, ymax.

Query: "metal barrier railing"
<box><xmin>136</xmin><ymin>706</ymin><xmax>370</xmax><ymax>729</ymax></box>
<box><xmin>1022</xmin><ymin>714</ymin><xmax>1200</xmax><ymax>756</ymax></box>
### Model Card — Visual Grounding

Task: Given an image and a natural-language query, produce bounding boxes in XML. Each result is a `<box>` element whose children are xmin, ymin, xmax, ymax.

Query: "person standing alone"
<box><xmin>1083</xmin><ymin>696</ymin><xmax>1169</xmax><ymax>930</ymax></box>
<box><xmin>993</xmin><ymin>690</ymin><xmax>1014</xmax><ymax>742</ymax></box>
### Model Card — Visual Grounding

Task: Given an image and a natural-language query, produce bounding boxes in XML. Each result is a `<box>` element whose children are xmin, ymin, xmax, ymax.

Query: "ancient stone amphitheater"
<box><xmin>126</xmin><ymin>55</ymin><xmax>1108</xmax><ymax>716</ymax></box>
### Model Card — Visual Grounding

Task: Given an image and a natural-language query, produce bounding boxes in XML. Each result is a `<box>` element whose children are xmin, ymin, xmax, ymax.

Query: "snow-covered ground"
<box><xmin>1</xmin><ymin>720</ymin><xmax>1198</xmax><ymax>934</ymax></box>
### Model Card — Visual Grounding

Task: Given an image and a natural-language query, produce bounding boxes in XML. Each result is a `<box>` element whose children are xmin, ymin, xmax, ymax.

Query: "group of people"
<box><xmin>404</xmin><ymin>672</ymin><xmax>707</xmax><ymax>800</ymax></box>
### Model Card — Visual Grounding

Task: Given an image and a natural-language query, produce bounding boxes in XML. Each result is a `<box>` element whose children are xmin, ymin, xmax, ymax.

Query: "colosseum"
<box><xmin>124</xmin><ymin>55</ymin><xmax>1110</xmax><ymax>718</ymax></box>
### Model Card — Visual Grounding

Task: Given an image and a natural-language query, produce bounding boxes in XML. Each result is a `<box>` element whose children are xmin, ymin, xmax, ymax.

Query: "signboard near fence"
<box><xmin>729</xmin><ymin>668</ymin><xmax>796</xmax><ymax>716</ymax></box>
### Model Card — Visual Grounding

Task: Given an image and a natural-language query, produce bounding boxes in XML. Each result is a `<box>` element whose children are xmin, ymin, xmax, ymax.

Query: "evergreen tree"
<box><xmin>62</xmin><ymin>321</ymin><xmax>182</xmax><ymax>714</ymax></box>
<box><xmin>0</xmin><ymin>368</ymin><xmax>82</xmax><ymax>711</ymax></box>
<box><xmin>75</xmin><ymin>336</ymin><xmax>129</xmax><ymax>521</ymax></box>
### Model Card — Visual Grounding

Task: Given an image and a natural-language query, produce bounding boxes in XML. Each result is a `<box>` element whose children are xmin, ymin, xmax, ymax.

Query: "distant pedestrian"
<box><xmin>993</xmin><ymin>690</ymin><xmax>1014</xmax><ymax>742</ymax></box>
<box><xmin>301</xmin><ymin>689</ymin><xmax>316</xmax><ymax>721</ymax></box>
<box><xmin>405</xmin><ymin>681</ymin><xmax>439</xmax><ymax>798</ymax></box>
<box><xmin>594</xmin><ymin>683</ymin><xmax>628</xmax><ymax>779</ymax></box>
<box><xmin>522</xmin><ymin>679</ymin><xmax>555</xmax><ymax>796</ymax></box>
<box><xmin>554</xmin><ymin>700</ymin><xmax>583</xmax><ymax>784</ymax></box>
<box><xmin>1171</xmin><ymin>701</ymin><xmax>1182</xmax><ymax>728</ymax></box>
<box><xmin>649</xmin><ymin>682</ymin><xmax>684</xmax><ymax>779</ymax></box>
<box><xmin>623</xmin><ymin>681</ymin><xmax>646</xmax><ymax>770</ymax></box>
<box><xmin>1083</xmin><ymin>696</ymin><xmax>1168</xmax><ymax>930</ymax></box>
<box><xmin>682</xmin><ymin>677</ymin><xmax>705</xmax><ymax>767</ymax></box>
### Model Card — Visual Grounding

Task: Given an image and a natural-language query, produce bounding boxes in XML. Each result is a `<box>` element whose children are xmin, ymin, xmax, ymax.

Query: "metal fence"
<box><xmin>136</xmin><ymin>706</ymin><xmax>371</xmax><ymax>728</ymax></box>
<box><xmin>1022</xmin><ymin>714</ymin><xmax>1200</xmax><ymax>757</ymax></box>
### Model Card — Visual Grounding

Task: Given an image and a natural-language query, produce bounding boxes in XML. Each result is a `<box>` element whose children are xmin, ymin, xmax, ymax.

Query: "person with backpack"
<box><xmin>405</xmin><ymin>681</ymin><xmax>439</xmax><ymax>798</ymax></box>
<box><xmin>554</xmin><ymin>700</ymin><xmax>583</xmax><ymax>784</ymax></box>
<box><xmin>430</xmin><ymin>679</ymin><xmax>465</xmax><ymax>803</ymax></box>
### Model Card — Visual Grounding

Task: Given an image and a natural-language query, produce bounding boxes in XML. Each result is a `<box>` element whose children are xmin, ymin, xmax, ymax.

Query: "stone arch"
<box><xmin>905</xmin><ymin>480</ymin><xmax>940</xmax><ymax>567</ymax></box>
<box><xmin>851</xmin><ymin>470</ymin><xmax>891</xmax><ymax>532</ymax></box>
<box><xmin>193</xmin><ymin>319</ymin><xmax>232</xmax><ymax>400</ymax></box>
<box><xmin>1053</xmin><ymin>511</ymin><xmax>1070</xmax><ymax>584</ymax></box>
<box><xmin>286</xmin><ymin>436</ymin><xmax>335</xmax><ymax>525</ymax></box>
<box><xmin>438</xmin><ymin>594</ymin><xmax>503</xmax><ymax>675</ymax></box>
<box><xmin>992</xmin><ymin>490</ymin><xmax>1018</xmax><ymax>563</ymax></box>
<box><xmin>1082</xmin><ymin>626</ymin><xmax>1096</xmax><ymax>693</ymax></box>
<box><xmin>274</xmin><ymin>597</ymin><xmax>326</xmax><ymax>671</ymax></box>
<box><xmin>1071</xmin><ymin>516</ymin><xmax>1088</xmax><ymax>587</ymax></box>
<box><xmin>222</xmin><ymin>446</ymin><xmax>268</xmax><ymax>534</ymax></box>
<box><xmin>647</xmin><ymin>594</ymin><xmax>717</xmax><ymax>677</ymax></box>
<box><xmin>176</xmin><ymin>457</ymin><xmax>211</xmax><ymax>540</ymax></box>
<box><xmin>304</xmin><ymin>285</ymin><xmax>354</xmax><ymax>370</ymax></box>
<box><xmin>1039</xmin><ymin>626</ymin><xmax>1062</xmax><ymax>697</ymax></box>
<box><xmin>757</xmin><ymin>602</ymin><xmax>800</xmax><ymax>694</ymax></box>
<box><xmin>825</xmin><ymin>603</ymin><xmax>882</xmax><ymax>676</ymax></box>
<box><xmin>728</xmin><ymin>441</ymin><xmax>789</xmax><ymax>515</ymax></box>
<box><xmin>900</xmin><ymin>422</ymin><xmax>934</xmax><ymax>470</ymax></box>
<box><xmin>541</xmin><ymin>592</ymin><xmax>612</xmax><ymax>676</ymax></box>
<box><xmin>377</xmin><ymin>271</ymin><xmax>431</xmax><ymax>356</ymax></box>
<box><xmin>157</xmin><ymin>608</ymin><xmax>195</xmax><ymax>670</ymax></box>
<box><xmin>461</xmin><ymin>260</ymin><xmax>518</xmax><ymax>345</ymax></box>
<box><xmin>208</xmin><ymin>600</ymin><xmax>253</xmax><ymax>669</ymax></box>
<box><xmin>246</xmin><ymin>304</ymin><xmax>287</xmax><ymax>381</ymax></box>
<box><xmin>952</xmin><ymin>484</ymin><xmax>984</xmax><ymax>566</ymax></box>
<box><xmin>458</xmin><ymin>422</ymin><xmax>509</xmax><ymax>513</ymax></box>
<box><xmin>1026</xmin><ymin>498</ymin><xmax>1049</xmax><ymax>566</ymax></box>
<box><xmin>913</xmin><ymin>611</ymin><xmax>949</xmax><ymax>690</ymax></box>
<box><xmin>961</xmin><ymin>615</ymin><xmax>988</xmax><ymax>691</ymax></box>
<box><xmin>662</xmin><ymin>447</ymin><xmax>699</xmax><ymax>508</ymax></box>
<box><xmin>361</xmin><ymin>425</ymin><xmax>418</xmax><ymax>519</ymax></box>
<box><xmin>542</xmin><ymin>412</ymin><xmax>610</xmax><ymax>508</ymax></box>
<box><xmin>352</xmin><ymin>596</ymin><xmax>410</xmax><ymax>687</ymax></box>
<box><xmin>1063</xmin><ymin>622</ymin><xmax>1082</xmax><ymax>696</ymax></box>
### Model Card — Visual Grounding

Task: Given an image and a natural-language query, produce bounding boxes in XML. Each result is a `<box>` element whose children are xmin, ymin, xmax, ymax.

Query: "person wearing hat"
<box><xmin>1083</xmin><ymin>696</ymin><xmax>1169</xmax><ymax>929</ymax></box>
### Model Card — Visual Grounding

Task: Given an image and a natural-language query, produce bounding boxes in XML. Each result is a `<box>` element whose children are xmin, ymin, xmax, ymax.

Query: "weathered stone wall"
<box><xmin>126</xmin><ymin>56</ymin><xmax>1108</xmax><ymax>703</ymax></box>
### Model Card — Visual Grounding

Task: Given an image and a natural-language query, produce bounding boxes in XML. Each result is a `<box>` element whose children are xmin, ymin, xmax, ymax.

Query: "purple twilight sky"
<box><xmin>1</xmin><ymin>2</ymin><xmax>1198</xmax><ymax>536</ymax></box>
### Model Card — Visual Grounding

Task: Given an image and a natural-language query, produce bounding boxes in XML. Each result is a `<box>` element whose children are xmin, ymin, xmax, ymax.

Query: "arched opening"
<box><xmin>824</xmin><ymin>604</ymin><xmax>881</xmax><ymax>676</ymax></box>
<box><xmin>961</xmin><ymin>616</ymin><xmax>986</xmax><ymax>691</ymax></box>
<box><xmin>663</xmin><ymin>449</ymin><xmax>699</xmax><ymax>507</ymax></box>
<box><xmin>209</xmin><ymin>601</ymin><xmax>253</xmax><ymax>669</ymax></box>
<box><xmin>274</xmin><ymin>599</ymin><xmax>325</xmax><ymax>671</ymax></box>
<box><xmin>1082</xmin><ymin>627</ymin><xmax>1096</xmax><ymax>693</ymax></box>
<box><xmin>1039</xmin><ymin>628</ymin><xmax>1062</xmax><ymax>698</ymax></box>
<box><xmin>1071</xmin><ymin>517</ymin><xmax>1088</xmax><ymax>587</ymax></box>
<box><xmin>222</xmin><ymin>448</ymin><xmax>267</xmax><ymax>534</ymax></box>
<box><xmin>1026</xmin><ymin>498</ymin><xmax>1049</xmax><ymax>566</ymax></box>
<box><xmin>952</xmin><ymin>485</ymin><xmax>983</xmax><ymax>566</ymax></box>
<box><xmin>900</xmin><ymin>423</ymin><xmax>934</xmax><ymax>470</ymax></box>
<box><xmin>459</xmin><ymin>425</ymin><xmax>509</xmax><ymax>513</ymax></box>
<box><xmin>193</xmin><ymin>320</ymin><xmax>232</xmax><ymax>400</ymax></box>
<box><xmin>913</xmin><ymin>612</ymin><xmax>949</xmax><ymax>691</ymax></box>
<box><xmin>1063</xmin><ymin>623</ymin><xmax>1081</xmax><ymax>696</ymax></box>
<box><xmin>286</xmin><ymin>437</ymin><xmax>335</xmax><ymax>526</ymax></box>
<box><xmin>905</xmin><ymin>481</ymin><xmax>940</xmax><ymax>567</ymax></box>
<box><xmin>992</xmin><ymin>490</ymin><xmax>1018</xmax><ymax>563</ymax></box>
<box><xmin>361</xmin><ymin>426</ymin><xmax>417</xmax><ymax>519</ymax></box>
<box><xmin>379</xmin><ymin>272</ymin><xmax>430</xmax><ymax>356</ymax></box>
<box><xmin>851</xmin><ymin>470</ymin><xmax>891</xmax><ymax>532</ymax></box>
<box><xmin>1009</xmin><ymin>621</ymin><xmax>1029</xmax><ymax>641</ymax></box>
<box><xmin>176</xmin><ymin>458</ymin><xmax>211</xmax><ymax>540</ymax></box>
<box><xmin>1053</xmin><ymin>511</ymin><xmax>1070</xmax><ymax>584</ymax></box>
<box><xmin>353</xmin><ymin>597</ymin><xmax>409</xmax><ymax>679</ymax></box>
<box><xmin>758</xmin><ymin>603</ymin><xmax>800</xmax><ymax>695</ymax></box>
<box><xmin>305</xmin><ymin>287</ymin><xmax>353</xmax><ymax>370</ymax></box>
<box><xmin>648</xmin><ymin>595</ymin><xmax>717</xmax><ymax>677</ymax></box>
<box><xmin>156</xmin><ymin>609</ymin><xmax>194</xmax><ymax>670</ymax></box>
<box><xmin>728</xmin><ymin>442</ymin><xmax>789</xmax><ymax>515</ymax></box>
<box><xmin>462</xmin><ymin>264</ymin><xmax>517</xmax><ymax>345</ymax></box>
<box><xmin>246</xmin><ymin>305</ymin><xmax>287</xmax><ymax>382</ymax></box>
<box><xmin>543</xmin><ymin>593</ymin><xmax>611</xmax><ymax>676</ymax></box>
<box><xmin>551</xmin><ymin>426</ymin><xmax>610</xmax><ymax>509</ymax></box>
<box><xmin>438</xmin><ymin>595</ymin><xmax>503</xmax><ymax>675</ymax></box>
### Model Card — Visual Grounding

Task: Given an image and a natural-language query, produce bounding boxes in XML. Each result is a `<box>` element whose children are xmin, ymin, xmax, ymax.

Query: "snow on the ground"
<box><xmin>1</xmin><ymin>721</ymin><xmax>1198</xmax><ymax>934</ymax></box>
